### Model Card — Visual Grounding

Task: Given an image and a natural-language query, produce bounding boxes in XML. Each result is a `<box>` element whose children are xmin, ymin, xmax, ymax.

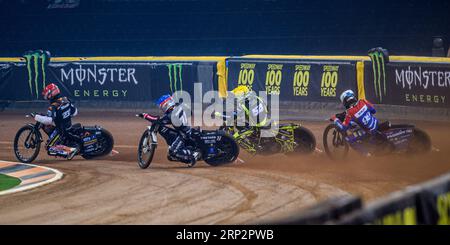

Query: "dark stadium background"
<box><xmin>0</xmin><ymin>0</ymin><xmax>448</xmax><ymax>57</ymax></box>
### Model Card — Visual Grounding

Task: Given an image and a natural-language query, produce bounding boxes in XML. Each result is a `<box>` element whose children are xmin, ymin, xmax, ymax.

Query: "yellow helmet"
<box><xmin>231</xmin><ymin>85</ymin><xmax>250</xmax><ymax>98</ymax></box>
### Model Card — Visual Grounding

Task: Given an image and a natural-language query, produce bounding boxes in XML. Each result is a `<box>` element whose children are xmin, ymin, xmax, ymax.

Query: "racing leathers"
<box><xmin>232</xmin><ymin>92</ymin><xmax>269</xmax><ymax>145</ymax></box>
<box><xmin>235</xmin><ymin>92</ymin><xmax>269</xmax><ymax>129</ymax></box>
<box><xmin>333</xmin><ymin>99</ymin><xmax>380</xmax><ymax>144</ymax></box>
<box><xmin>34</xmin><ymin>96</ymin><xmax>79</xmax><ymax>159</ymax></box>
<box><xmin>142</xmin><ymin>104</ymin><xmax>200</xmax><ymax>165</ymax></box>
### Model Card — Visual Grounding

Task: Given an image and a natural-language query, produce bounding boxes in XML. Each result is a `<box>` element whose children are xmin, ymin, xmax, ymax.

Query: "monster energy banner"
<box><xmin>0</xmin><ymin>57</ymin><xmax>217</xmax><ymax>102</ymax></box>
<box><xmin>226</xmin><ymin>58</ymin><xmax>357</xmax><ymax>103</ymax></box>
<box><xmin>365</xmin><ymin>48</ymin><xmax>450</xmax><ymax>108</ymax></box>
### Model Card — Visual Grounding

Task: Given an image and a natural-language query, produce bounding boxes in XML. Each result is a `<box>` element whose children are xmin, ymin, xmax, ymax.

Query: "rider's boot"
<box><xmin>48</xmin><ymin>145</ymin><xmax>67</xmax><ymax>157</ymax></box>
<box><xmin>167</xmin><ymin>153</ymin><xmax>178</xmax><ymax>161</ymax></box>
<box><xmin>48</xmin><ymin>145</ymin><xmax>77</xmax><ymax>159</ymax></box>
<box><xmin>186</xmin><ymin>151</ymin><xmax>201</xmax><ymax>168</ymax></box>
<box><xmin>188</xmin><ymin>151</ymin><xmax>201</xmax><ymax>168</ymax></box>
<box><xmin>67</xmin><ymin>146</ymin><xmax>79</xmax><ymax>160</ymax></box>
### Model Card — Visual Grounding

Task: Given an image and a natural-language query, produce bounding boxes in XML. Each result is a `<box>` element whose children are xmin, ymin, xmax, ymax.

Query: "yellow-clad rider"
<box><xmin>218</xmin><ymin>86</ymin><xmax>269</xmax><ymax>148</ymax></box>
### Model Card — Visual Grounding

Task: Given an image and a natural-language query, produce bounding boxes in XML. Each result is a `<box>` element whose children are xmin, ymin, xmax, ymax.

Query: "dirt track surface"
<box><xmin>0</xmin><ymin>111</ymin><xmax>450</xmax><ymax>224</ymax></box>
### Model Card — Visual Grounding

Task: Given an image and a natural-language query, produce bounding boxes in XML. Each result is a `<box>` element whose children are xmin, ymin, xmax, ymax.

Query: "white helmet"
<box><xmin>340</xmin><ymin>90</ymin><xmax>357</xmax><ymax>109</ymax></box>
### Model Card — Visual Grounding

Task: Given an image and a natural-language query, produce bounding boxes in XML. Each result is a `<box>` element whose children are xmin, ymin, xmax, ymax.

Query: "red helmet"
<box><xmin>42</xmin><ymin>83</ymin><xmax>60</xmax><ymax>100</ymax></box>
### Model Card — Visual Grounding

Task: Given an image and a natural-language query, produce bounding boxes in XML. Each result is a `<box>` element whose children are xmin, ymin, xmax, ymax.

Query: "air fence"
<box><xmin>268</xmin><ymin>173</ymin><xmax>450</xmax><ymax>225</ymax></box>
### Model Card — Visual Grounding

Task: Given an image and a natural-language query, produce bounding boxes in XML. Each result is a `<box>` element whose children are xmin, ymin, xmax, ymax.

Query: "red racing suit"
<box><xmin>333</xmin><ymin>99</ymin><xmax>379</xmax><ymax>133</ymax></box>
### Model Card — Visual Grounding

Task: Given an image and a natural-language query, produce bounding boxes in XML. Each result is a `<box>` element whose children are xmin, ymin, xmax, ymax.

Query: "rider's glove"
<box><xmin>330</xmin><ymin>115</ymin><xmax>337</xmax><ymax>122</ymax></box>
<box><xmin>138</xmin><ymin>113</ymin><xmax>145</xmax><ymax>118</ymax></box>
<box><xmin>141</xmin><ymin>113</ymin><xmax>159</xmax><ymax>122</ymax></box>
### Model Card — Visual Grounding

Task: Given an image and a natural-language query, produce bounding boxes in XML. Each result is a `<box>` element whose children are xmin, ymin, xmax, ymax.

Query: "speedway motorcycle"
<box><xmin>136</xmin><ymin>114</ymin><xmax>239</xmax><ymax>169</ymax></box>
<box><xmin>217</xmin><ymin>113</ymin><xmax>316</xmax><ymax>155</ymax></box>
<box><xmin>323</xmin><ymin>112</ymin><xmax>431</xmax><ymax>160</ymax></box>
<box><xmin>13</xmin><ymin>113</ymin><xmax>114</xmax><ymax>163</ymax></box>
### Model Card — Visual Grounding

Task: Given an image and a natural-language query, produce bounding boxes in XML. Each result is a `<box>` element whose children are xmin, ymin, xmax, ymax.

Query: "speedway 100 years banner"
<box><xmin>226</xmin><ymin>58</ymin><xmax>358</xmax><ymax>103</ymax></box>
<box><xmin>364</xmin><ymin>59</ymin><xmax>450</xmax><ymax>108</ymax></box>
<box><xmin>0</xmin><ymin>60</ymin><xmax>217</xmax><ymax>102</ymax></box>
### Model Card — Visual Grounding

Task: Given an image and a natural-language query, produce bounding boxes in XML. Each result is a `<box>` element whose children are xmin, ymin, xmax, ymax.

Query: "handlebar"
<box><xmin>137</xmin><ymin>113</ymin><xmax>159</xmax><ymax>122</ymax></box>
<box><xmin>26</xmin><ymin>112</ymin><xmax>37</xmax><ymax>118</ymax></box>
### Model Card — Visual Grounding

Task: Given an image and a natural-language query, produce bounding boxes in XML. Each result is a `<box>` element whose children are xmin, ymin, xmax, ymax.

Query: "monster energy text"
<box><xmin>23</xmin><ymin>50</ymin><xmax>51</xmax><ymax>99</ymax></box>
<box><xmin>368</xmin><ymin>48</ymin><xmax>389</xmax><ymax>102</ymax></box>
<box><xmin>167</xmin><ymin>64</ymin><xmax>183</xmax><ymax>93</ymax></box>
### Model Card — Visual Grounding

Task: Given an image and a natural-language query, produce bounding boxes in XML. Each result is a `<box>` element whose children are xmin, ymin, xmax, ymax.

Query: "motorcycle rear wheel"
<box><xmin>289</xmin><ymin>126</ymin><xmax>316</xmax><ymax>155</ymax></box>
<box><xmin>407</xmin><ymin>128</ymin><xmax>431</xmax><ymax>154</ymax></box>
<box><xmin>82</xmin><ymin>128</ymin><xmax>114</xmax><ymax>160</ymax></box>
<box><xmin>204</xmin><ymin>134</ymin><xmax>239</xmax><ymax>166</ymax></box>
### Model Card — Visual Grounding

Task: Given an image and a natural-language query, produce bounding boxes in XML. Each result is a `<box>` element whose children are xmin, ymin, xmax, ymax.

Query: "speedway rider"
<box><xmin>218</xmin><ymin>85</ymin><xmax>269</xmax><ymax>144</ymax></box>
<box><xmin>332</xmin><ymin>90</ymin><xmax>380</xmax><ymax>143</ymax></box>
<box><xmin>33</xmin><ymin>83</ymin><xmax>79</xmax><ymax>160</ymax></box>
<box><xmin>139</xmin><ymin>94</ymin><xmax>201</xmax><ymax>167</ymax></box>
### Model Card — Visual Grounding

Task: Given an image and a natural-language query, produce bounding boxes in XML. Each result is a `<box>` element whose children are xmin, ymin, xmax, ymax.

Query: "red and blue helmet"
<box><xmin>156</xmin><ymin>94</ymin><xmax>176</xmax><ymax>113</ymax></box>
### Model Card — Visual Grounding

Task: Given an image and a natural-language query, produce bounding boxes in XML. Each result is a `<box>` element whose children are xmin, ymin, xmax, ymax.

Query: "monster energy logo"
<box><xmin>368</xmin><ymin>47</ymin><xmax>389</xmax><ymax>102</ymax></box>
<box><xmin>23</xmin><ymin>50</ymin><xmax>51</xmax><ymax>99</ymax></box>
<box><xmin>167</xmin><ymin>64</ymin><xmax>183</xmax><ymax>93</ymax></box>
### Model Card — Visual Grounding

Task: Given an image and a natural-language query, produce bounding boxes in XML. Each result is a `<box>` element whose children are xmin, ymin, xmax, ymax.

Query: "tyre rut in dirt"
<box><xmin>290</xmin><ymin>126</ymin><xmax>316</xmax><ymax>155</ymax></box>
<box><xmin>82</xmin><ymin>129</ymin><xmax>114</xmax><ymax>160</ymax></box>
<box><xmin>407</xmin><ymin>128</ymin><xmax>432</xmax><ymax>154</ymax></box>
<box><xmin>323</xmin><ymin>124</ymin><xmax>349</xmax><ymax>160</ymax></box>
<box><xmin>137</xmin><ymin>130</ymin><xmax>156</xmax><ymax>169</ymax></box>
<box><xmin>13</xmin><ymin>125</ymin><xmax>41</xmax><ymax>163</ymax></box>
<box><xmin>204</xmin><ymin>134</ymin><xmax>239</xmax><ymax>166</ymax></box>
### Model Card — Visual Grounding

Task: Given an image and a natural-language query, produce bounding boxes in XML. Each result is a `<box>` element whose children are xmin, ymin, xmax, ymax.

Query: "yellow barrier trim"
<box><xmin>216</xmin><ymin>59</ymin><xmax>228</xmax><ymax>98</ymax></box>
<box><xmin>242</xmin><ymin>55</ymin><xmax>450</xmax><ymax>63</ymax></box>
<box><xmin>356</xmin><ymin>61</ymin><xmax>366</xmax><ymax>100</ymax></box>
<box><xmin>4</xmin><ymin>55</ymin><xmax>450</xmax><ymax>63</ymax></box>
<box><xmin>0</xmin><ymin>57</ymin><xmax>22</xmax><ymax>62</ymax></box>
<box><xmin>242</xmin><ymin>54</ymin><xmax>370</xmax><ymax>61</ymax></box>
<box><xmin>51</xmin><ymin>56</ymin><xmax>228</xmax><ymax>62</ymax></box>
<box><xmin>389</xmin><ymin>56</ymin><xmax>450</xmax><ymax>63</ymax></box>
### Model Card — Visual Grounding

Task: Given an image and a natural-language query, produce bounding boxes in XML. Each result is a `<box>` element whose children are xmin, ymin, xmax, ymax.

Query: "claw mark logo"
<box><xmin>167</xmin><ymin>64</ymin><xmax>183</xmax><ymax>93</ymax></box>
<box><xmin>368</xmin><ymin>48</ymin><xmax>389</xmax><ymax>102</ymax></box>
<box><xmin>23</xmin><ymin>50</ymin><xmax>51</xmax><ymax>99</ymax></box>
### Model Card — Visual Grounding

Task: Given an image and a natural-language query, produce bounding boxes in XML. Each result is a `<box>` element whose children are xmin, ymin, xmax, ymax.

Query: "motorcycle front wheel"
<box><xmin>137</xmin><ymin>130</ymin><xmax>157</xmax><ymax>169</ymax></box>
<box><xmin>14</xmin><ymin>125</ymin><xmax>41</xmax><ymax>163</ymax></box>
<box><xmin>323</xmin><ymin>124</ymin><xmax>349</xmax><ymax>160</ymax></box>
